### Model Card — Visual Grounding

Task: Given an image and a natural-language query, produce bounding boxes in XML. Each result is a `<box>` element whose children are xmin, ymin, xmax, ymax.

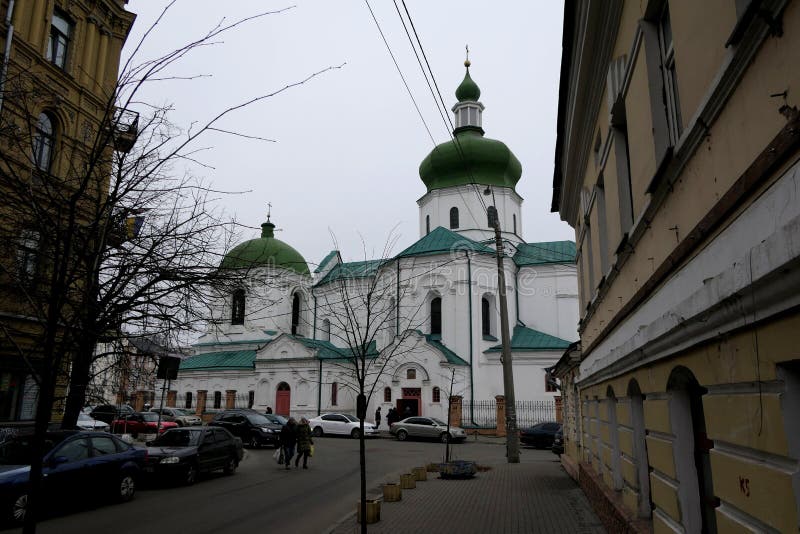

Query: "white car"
<box><xmin>308</xmin><ymin>413</ymin><xmax>379</xmax><ymax>439</ymax></box>
<box><xmin>76</xmin><ymin>412</ymin><xmax>110</xmax><ymax>431</ymax></box>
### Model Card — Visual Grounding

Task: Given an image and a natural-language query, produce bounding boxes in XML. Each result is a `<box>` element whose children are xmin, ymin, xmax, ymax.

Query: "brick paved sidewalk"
<box><xmin>327</xmin><ymin>456</ymin><xmax>605</xmax><ymax>534</ymax></box>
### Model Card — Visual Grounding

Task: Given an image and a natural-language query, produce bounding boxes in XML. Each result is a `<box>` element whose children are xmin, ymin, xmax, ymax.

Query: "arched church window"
<box><xmin>426</xmin><ymin>215</ymin><xmax>430</xmax><ymax>235</ymax></box>
<box><xmin>432</xmin><ymin>387</ymin><xmax>441</xmax><ymax>403</ymax></box>
<box><xmin>384</xmin><ymin>387</ymin><xmax>391</xmax><ymax>402</ymax></box>
<box><xmin>449</xmin><ymin>207</ymin><xmax>459</xmax><ymax>229</ymax></box>
<box><xmin>487</xmin><ymin>206</ymin><xmax>498</xmax><ymax>228</ymax></box>
<box><xmin>231</xmin><ymin>289</ymin><xmax>245</xmax><ymax>325</ymax></box>
<box><xmin>331</xmin><ymin>382</ymin><xmax>338</xmax><ymax>406</ymax></box>
<box><xmin>33</xmin><ymin>112</ymin><xmax>55</xmax><ymax>172</ymax></box>
<box><xmin>291</xmin><ymin>293</ymin><xmax>301</xmax><ymax>335</ymax></box>
<box><xmin>430</xmin><ymin>297</ymin><xmax>442</xmax><ymax>336</ymax></box>
<box><xmin>481</xmin><ymin>297</ymin><xmax>491</xmax><ymax>336</ymax></box>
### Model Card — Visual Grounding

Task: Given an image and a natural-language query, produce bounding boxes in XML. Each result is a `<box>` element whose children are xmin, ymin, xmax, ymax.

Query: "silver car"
<box><xmin>151</xmin><ymin>407</ymin><xmax>202</xmax><ymax>427</ymax></box>
<box><xmin>390</xmin><ymin>417</ymin><xmax>467</xmax><ymax>443</ymax></box>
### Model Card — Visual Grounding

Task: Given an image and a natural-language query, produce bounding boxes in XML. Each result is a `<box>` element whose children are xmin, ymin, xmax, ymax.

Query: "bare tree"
<box><xmin>0</xmin><ymin>4</ymin><xmax>342</xmax><ymax>530</ymax></box>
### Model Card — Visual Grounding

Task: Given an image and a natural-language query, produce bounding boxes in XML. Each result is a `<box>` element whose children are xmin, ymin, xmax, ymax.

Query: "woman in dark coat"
<box><xmin>279</xmin><ymin>418</ymin><xmax>297</xmax><ymax>470</ymax></box>
<box><xmin>294</xmin><ymin>417</ymin><xmax>314</xmax><ymax>469</ymax></box>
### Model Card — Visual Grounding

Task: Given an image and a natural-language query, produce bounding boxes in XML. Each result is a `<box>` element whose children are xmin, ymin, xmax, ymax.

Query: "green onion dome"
<box><xmin>455</xmin><ymin>66</ymin><xmax>481</xmax><ymax>102</ymax></box>
<box><xmin>220</xmin><ymin>221</ymin><xmax>310</xmax><ymax>275</ymax></box>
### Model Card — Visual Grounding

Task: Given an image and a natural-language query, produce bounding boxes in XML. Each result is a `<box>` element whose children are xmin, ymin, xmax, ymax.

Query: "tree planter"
<box><xmin>383</xmin><ymin>483</ymin><xmax>402</xmax><ymax>502</ymax></box>
<box><xmin>426</xmin><ymin>463</ymin><xmax>440</xmax><ymax>472</ymax></box>
<box><xmin>413</xmin><ymin>466</ymin><xmax>427</xmax><ymax>481</ymax></box>
<box><xmin>439</xmin><ymin>460</ymin><xmax>477</xmax><ymax>479</ymax></box>
<box><xmin>400</xmin><ymin>473</ymin><xmax>416</xmax><ymax>489</ymax></box>
<box><xmin>357</xmin><ymin>500</ymin><xmax>381</xmax><ymax>524</ymax></box>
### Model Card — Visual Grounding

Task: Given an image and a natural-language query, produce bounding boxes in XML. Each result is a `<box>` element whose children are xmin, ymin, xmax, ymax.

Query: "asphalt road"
<box><xmin>9</xmin><ymin>436</ymin><xmax>513</xmax><ymax>534</ymax></box>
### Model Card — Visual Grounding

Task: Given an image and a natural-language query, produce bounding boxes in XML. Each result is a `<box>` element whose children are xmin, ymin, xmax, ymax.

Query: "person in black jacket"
<box><xmin>279</xmin><ymin>418</ymin><xmax>297</xmax><ymax>470</ymax></box>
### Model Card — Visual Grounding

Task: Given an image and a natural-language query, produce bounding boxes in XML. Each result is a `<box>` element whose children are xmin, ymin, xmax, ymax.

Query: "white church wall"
<box><xmin>517</xmin><ymin>264</ymin><xmax>579</xmax><ymax>342</ymax></box>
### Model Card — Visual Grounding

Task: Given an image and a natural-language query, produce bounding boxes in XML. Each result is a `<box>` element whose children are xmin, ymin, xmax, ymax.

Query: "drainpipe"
<box><xmin>466</xmin><ymin>251</ymin><xmax>475</xmax><ymax>425</ymax></box>
<box><xmin>514</xmin><ymin>265</ymin><xmax>520</xmax><ymax>324</ymax></box>
<box><xmin>0</xmin><ymin>0</ymin><xmax>16</xmax><ymax>116</ymax></box>
<box><xmin>317</xmin><ymin>357</ymin><xmax>322</xmax><ymax>416</ymax></box>
<box><xmin>312</xmin><ymin>295</ymin><xmax>318</xmax><ymax>340</ymax></box>
<box><xmin>395</xmin><ymin>259</ymin><xmax>400</xmax><ymax>336</ymax></box>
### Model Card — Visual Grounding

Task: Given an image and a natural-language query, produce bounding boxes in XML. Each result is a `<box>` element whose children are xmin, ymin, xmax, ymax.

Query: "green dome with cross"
<box><xmin>220</xmin><ymin>219</ymin><xmax>310</xmax><ymax>275</ymax></box>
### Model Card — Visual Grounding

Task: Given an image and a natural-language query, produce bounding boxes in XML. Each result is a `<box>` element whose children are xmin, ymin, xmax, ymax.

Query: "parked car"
<box><xmin>308</xmin><ymin>413</ymin><xmax>379</xmax><ymax>439</ymax></box>
<box><xmin>144</xmin><ymin>427</ymin><xmax>242</xmax><ymax>485</ymax></box>
<box><xmin>111</xmin><ymin>412</ymin><xmax>178</xmax><ymax>437</ymax></box>
<box><xmin>0</xmin><ymin>430</ymin><xmax>145</xmax><ymax>524</ymax></box>
<box><xmin>150</xmin><ymin>407</ymin><xmax>202</xmax><ymax>427</ymax></box>
<box><xmin>389</xmin><ymin>417</ymin><xmax>467</xmax><ymax>443</ymax></box>
<box><xmin>552</xmin><ymin>429</ymin><xmax>564</xmax><ymax>455</ymax></box>
<box><xmin>520</xmin><ymin>422</ymin><xmax>562</xmax><ymax>448</ymax></box>
<box><xmin>263</xmin><ymin>413</ymin><xmax>287</xmax><ymax>426</ymax></box>
<box><xmin>90</xmin><ymin>404</ymin><xmax>135</xmax><ymax>425</ymax></box>
<box><xmin>76</xmin><ymin>413</ymin><xmax>110</xmax><ymax>432</ymax></box>
<box><xmin>207</xmin><ymin>409</ymin><xmax>281</xmax><ymax>448</ymax></box>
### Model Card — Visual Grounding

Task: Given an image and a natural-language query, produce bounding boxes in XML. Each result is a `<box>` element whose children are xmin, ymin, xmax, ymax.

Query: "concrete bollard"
<box><xmin>383</xmin><ymin>483</ymin><xmax>402</xmax><ymax>502</ymax></box>
<box><xmin>400</xmin><ymin>473</ymin><xmax>416</xmax><ymax>489</ymax></box>
<box><xmin>412</xmin><ymin>466</ymin><xmax>428</xmax><ymax>481</ymax></box>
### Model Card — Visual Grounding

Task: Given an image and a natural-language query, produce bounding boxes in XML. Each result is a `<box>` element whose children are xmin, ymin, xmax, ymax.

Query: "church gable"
<box><xmin>257</xmin><ymin>334</ymin><xmax>316</xmax><ymax>361</ymax></box>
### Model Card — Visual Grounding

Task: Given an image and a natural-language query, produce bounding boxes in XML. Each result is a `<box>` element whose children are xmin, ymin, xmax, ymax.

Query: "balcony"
<box><xmin>111</xmin><ymin>108</ymin><xmax>139</xmax><ymax>153</ymax></box>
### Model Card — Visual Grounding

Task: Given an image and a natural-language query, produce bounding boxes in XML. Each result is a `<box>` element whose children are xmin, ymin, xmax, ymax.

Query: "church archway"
<box><xmin>276</xmin><ymin>382</ymin><xmax>291</xmax><ymax>416</ymax></box>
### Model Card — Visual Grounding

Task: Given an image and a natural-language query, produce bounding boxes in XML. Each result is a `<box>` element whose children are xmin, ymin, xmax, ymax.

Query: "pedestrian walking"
<box><xmin>279</xmin><ymin>417</ymin><xmax>297</xmax><ymax>470</ymax></box>
<box><xmin>387</xmin><ymin>407</ymin><xmax>398</xmax><ymax>426</ymax></box>
<box><xmin>375</xmin><ymin>407</ymin><xmax>382</xmax><ymax>429</ymax></box>
<box><xmin>266</xmin><ymin>406</ymin><xmax>273</xmax><ymax>414</ymax></box>
<box><xmin>294</xmin><ymin>417</ymin><xmax>313</xmax><ymax>469</ymax></box>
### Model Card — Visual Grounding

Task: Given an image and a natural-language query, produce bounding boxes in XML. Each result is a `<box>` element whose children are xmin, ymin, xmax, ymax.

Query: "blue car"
<box><xmin>0</xmin><ymin>430</ymin><xmax>146</xmax><ymax>524</ymax></box>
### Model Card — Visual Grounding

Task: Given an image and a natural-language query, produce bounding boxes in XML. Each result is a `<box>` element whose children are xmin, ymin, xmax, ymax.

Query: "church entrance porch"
<box><xmin>398</xmin><ymin>388</ymin><xmax>421</xmax><ymax>418</ymax></box>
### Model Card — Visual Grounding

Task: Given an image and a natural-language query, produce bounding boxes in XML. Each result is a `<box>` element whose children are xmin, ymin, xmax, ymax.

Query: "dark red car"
<box><xmin>112</xmin><ymin>412</ymin><xmax>178</xmax><ymax>437</ymax></box>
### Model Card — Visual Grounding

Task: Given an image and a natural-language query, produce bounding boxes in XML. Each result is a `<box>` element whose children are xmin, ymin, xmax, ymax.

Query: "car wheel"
<box><xmin>351</xmin><ymin>428</ymin><xmax>361</xmax><ymax>439</ymax></box>
<box><xmin>184</xmin><ymin>463</ymin><xmax>198</xmax><ymax>486</ymax></box>
<box><xmin>396</xmin><ymin>429</ymin><xmax>408</xmax><ymax>441</ymax></box>
<box><xmin>223</xmin><ymin>456</ymin><xmax>237</xmax><ymax>475</ymax></box>
<box><xmin>249</xmin><ymin>436</ymin><xmax>260</xmax><ymax>449</ymax></box>
<box><xmin>440</xmin><ymin>432</ymin><xmax>451</xmax><ymax>443</ymax></box>
<box><xmin>11</xmin><ymin>493</ymin><xmax>27</xmax><ymax>523</ymax></box>
<box><xmin>118</xmin><ymin>473</ymin><xmax>136</xmax><ymax>502</ymax></box>
<box><xmin>312</xmin><ymin>426</ymin><xmax>323</xmax><ymax>437</ymax></box>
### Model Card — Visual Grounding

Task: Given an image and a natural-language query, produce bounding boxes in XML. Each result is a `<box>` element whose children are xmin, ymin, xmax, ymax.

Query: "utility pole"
<box><xmin>493</xmin><ymin>218</ymin><xmax>520</xmax><ymax>463</ymax></box>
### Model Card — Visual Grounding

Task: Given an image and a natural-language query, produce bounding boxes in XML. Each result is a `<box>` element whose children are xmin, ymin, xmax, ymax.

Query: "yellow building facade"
<box><xmin>552</xmin><ymin>1</ymin><xmax>800</xmax><ymax>532</ymax></box>
<box><xmin>0</xmin><ymin>0</ymin><xmax>135</xmax><ymax>422</ymax></box>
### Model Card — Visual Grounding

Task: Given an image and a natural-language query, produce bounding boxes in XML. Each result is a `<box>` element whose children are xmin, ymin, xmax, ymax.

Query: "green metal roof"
<box><xmin>455</xmin><ymin>67</ymin><xmax>480</xmax><ymax>102</ymax></box>
<box><xmin>314</xmin><ymin>250</ymin><xmax>339</xmax><ymax>273</ymax></box>
<box><xmin>220</xmin><ymin>221</ymin><xmax>310</xmax><ymax>275</ymax></box>
<box><xmin>179</xmin><ymin>350</ymin><xmax>256</xmax><ymax>370</ymax></box>
<box><xmin>396</xmin><ymin>226</ymin><xmax>494</xmax><ymax>259</ymax></box>
<box><xmin>484</xmin><ymin>326</ymin><xmax>571</xmax><ymax>353</ymax></box>
<box><xmin>293</xmin><ymin>337</ymin><xmax>379</xmax><ymax>360</ymax></box>
<box><xmin>513</xmin><ymin>241</ymin><xmax>576</xmax><ymax>267</ymax></box>
<box><xmin>425</xmin><ymin>334</ymin><xmax>469</xmax><ymax>366</ymax></box>
<box><xmin>314</xmin><ymin>259</ymin><xmax>386</xmax><ymax>286</ymax></box>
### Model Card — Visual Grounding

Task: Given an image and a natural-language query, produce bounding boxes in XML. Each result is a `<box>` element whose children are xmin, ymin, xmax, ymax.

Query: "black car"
<box><xmin>90</xmin><ymin>404</ymin><xmax>135</xmax><ymax>425</ymax></box>
<box><xmin>207</xmin><ymin>409</ymin><xmax>281</xmax><ymax>448</ymax></box>
<box><xmin>551</xmin><ymin>429</ymin><xmax>564</xmax><ymax>455</ymax></box>
<box><xmin>519</xmin><ymin>422</ymin><xmax>562</xmax><ymax>448</ymax></box>
<box><xmin>0</xmin><ymin>430</ymin><xmax>145</xmax><ymax>524</ymax></box>
<box><xmin>144</xmin><ymin>427</ymin><xmax>243</xmax><ymax>485</ymax></box>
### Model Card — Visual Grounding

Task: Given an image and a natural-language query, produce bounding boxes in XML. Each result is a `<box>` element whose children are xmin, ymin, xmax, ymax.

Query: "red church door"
<box><xmin>276</xmin><ymin>382</ymin><xmax>291</xmax><ymax>416</ymax></box>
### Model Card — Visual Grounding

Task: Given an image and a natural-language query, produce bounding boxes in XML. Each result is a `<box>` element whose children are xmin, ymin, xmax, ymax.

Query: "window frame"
<box><xmin>46</xmin><ymin>10</ymin><xmax>72</xmax><ymax>70</ymax></box>
<box><xmin>432</xmin><ymin>387</ymin><xmax>440</xmax><ymax>403</ymax></box>
<box><xmin>331</xmin><ymin>382</ymin><xmax>338</xmax><ymax>406</ymax></box>
<box><xmin>487</xmin><ymin>206</ymin><xmax>498</xmax><ymax>228</ymax></box>
<box><xmin>406</xmin><ymin>368</ymin><xmax>416</xmax><ymax>380</ymax></box>
<box><xmin>213</xmin><ymin>391</ymin><xmax>222</xmax><ymax>409</ymax></box>
<box><xmin>231</xmin><ymin>289</ymin><xmax>246</xmax><ymax>325</ymax></box>
<box><xmin>449</xmin><ymin>207</ymin><xmax>459</xmax><ymax>229</ymax></box>
<box><xmin>33</xmin><ymin>112</ymin><xmax>55</xmax><ymax>172</ymax></box>
<box><xmin>430</xmin><ymin>297</ymin><xmax>442</xmax><ymax>335</ymax></box>
<box><xmin>383</xmin><ymin>387</ymin><xmax>391</xmax><ymax>402</ymax></box>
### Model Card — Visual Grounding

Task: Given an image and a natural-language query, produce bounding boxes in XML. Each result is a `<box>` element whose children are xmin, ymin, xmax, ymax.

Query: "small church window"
<box><xmin>384</xmin><ymin>387</ymin><xmax>392</xmax><ymax>402</ymax></box>
<box><xmin>432</xmin><ymin>387</ymin><xmax>441</xmax><ymax>403</ymax></box>
<box><xmin>407</xmin><ymin>368</ymin><xmax>416</xmax><ymax>380</ymax></box>
<box><xmin>426</xmin><ymin>215</ymin><xmax>430</xmax><ymax>235</ymax></box>
<box><xmin>481</xmin><ymin>297</ymin><xmax>491</xmax><ymax>336</ymax></box>
<box><xmin>213</xmin><ymin>391</ymin><xmax>222</xmax><ymax>409</ymax></box>
<box><xmin>231</xmin><ymin>289</ymin><xmax>245</xmax><ymax>325</ymax></box>
<box><xmin>449</xmin><ymin>207</ymin><xmax>459</xmax><ymax>229</ymax></box>
<box><xmin>321</xmin><ymin>319</ymin><xmax>331</xmax><ymax>342</ymax></box>
<box><xmin>487</xmin><ymin>206</ymin><xmax>498</xmax><ymax>228</ymax></box>
<box><xmin>331</xmin><ymin>382</ymin><xmax>338</xmax><ymax>406</ymax></box>
<box><xmin>430</xmin><ymin>297</ymin><xmax>442</xmax><ymax>335</ymax></box>
<box><xmin>185</xmin><ymin>392</ymin><xmax>193</xmax><ymax>409</ymax></box>
<box><xmin>248</xmin><ymin>390</ymin><xmax>255</xmax><ymax>408</ymax></box>
<box><xmin>291</xmin><ymin>293</ymin><xmax>301</xmax><ymax>335</ymax></box>
<box><xmin>513</xmin><ymin>214</ymin><xmax>517</xmax><ymax>234</ymax></box>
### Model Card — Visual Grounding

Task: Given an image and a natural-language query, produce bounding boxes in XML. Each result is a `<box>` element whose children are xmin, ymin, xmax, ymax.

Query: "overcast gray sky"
<box><xmin>124</xmin><ymin>0</ymin><xmax>569</xmax><ymax>268</ymax></box>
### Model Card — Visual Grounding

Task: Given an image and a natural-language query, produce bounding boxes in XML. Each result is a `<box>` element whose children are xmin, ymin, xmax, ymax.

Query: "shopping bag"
<box><xmin>309</xmin><ymin>445</ymin><xmax>314</xmax><ymax>457</ymax></box>
<box><xmin>273</xmin><ymin>447</ymin><xmax>284</xmax><ymax>464</ymax></box>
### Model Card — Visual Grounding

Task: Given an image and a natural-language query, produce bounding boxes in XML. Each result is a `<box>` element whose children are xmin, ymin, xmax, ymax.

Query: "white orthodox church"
<box><xmin>172</xmin><ymin>64</ymin><xmax>579</xmax><ymax>425</ymax></box>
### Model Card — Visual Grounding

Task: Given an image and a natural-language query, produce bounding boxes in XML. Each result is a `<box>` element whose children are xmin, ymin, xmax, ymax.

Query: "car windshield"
<box><xmin>265</xmin><ymin>414</ymin><xmax>287</xmax><ymax>425</ymax></box>
<box><xmin>246</xmin><ymin>414</ymin><xmax>271</xmax><ymax>425</ymax></box>
<box><xmin>77</xmin><ymin>414</ymin><xmax>94</xmax><ymax>422</ymax></box>
<box><xmin>430</xmin><ymin>418</ymin><xmax>447</xmax><ymax>426</ymax></box>
<box><xmin>151</xmin><ymin>429</ymin><xmax>200</xmax><ymax>447</ymax></box>
<box><xmin>343</xmin><ymin>414</ymin><xmax>358</xmax><ymax>422</ymax></box>
<box><xmin>177</xmin><ymin>409</ymin><xmax>195</xmax><ymax>416</ymax></box>
<box><xmin>140</xmin><ymin>413</ymin><xmax>159</xmax><ymax>422</ymax></box>
<box><xmin>0</xmin><ymin>434</ymin><xmax>65</xmax><ymax>465</ymax></box>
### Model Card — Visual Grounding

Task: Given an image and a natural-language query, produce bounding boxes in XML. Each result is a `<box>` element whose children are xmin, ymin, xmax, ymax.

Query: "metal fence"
<box><xmin>514</xmin><ymin>400</ymin><xmax>557</xmax><ymax>427</ymax></box>
<box><xmin>460</xmin><ymin>399</ymin><xmax>556</xmax><ymax>429</ymax></box>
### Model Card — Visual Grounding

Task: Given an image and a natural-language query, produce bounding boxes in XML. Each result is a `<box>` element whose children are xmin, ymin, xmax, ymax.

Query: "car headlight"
<box><xmin>262</xmin><ymin>427</ymin><xmax>275</xmax><ymax>433</ymax></box>
<box><xmin>160</xmin><ymin>457</ymin><xmax>180</xmax><ymax>464</ymax></box>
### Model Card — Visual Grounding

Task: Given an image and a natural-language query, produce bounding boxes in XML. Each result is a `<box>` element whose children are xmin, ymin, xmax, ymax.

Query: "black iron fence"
<box><xmin>460</xmin><ymin>399</ymin><xmax>556</xmax><ymax>429</ymax></box>
<box><xmin>514</xmin><ymin>400</ymin><xmax>557</xmax><ymax>427</ymax></box>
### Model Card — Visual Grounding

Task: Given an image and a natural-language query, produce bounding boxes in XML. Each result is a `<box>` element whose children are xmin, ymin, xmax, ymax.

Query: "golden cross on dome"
<box><xmin>266</xmin><ymin>202</ymin><xmax>272</xmax><ymax>223</ymax></box>
<box><xmin>465</xmin><ymin>44</ymin><xmax>470</xmax><ymax>68</ymax></box>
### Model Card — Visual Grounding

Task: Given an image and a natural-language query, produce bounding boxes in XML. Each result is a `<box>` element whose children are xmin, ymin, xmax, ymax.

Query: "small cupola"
<box><xmin>453</xmin><ymin>58</ymin><xmax>485</xmax><ymax>133</ymax></box>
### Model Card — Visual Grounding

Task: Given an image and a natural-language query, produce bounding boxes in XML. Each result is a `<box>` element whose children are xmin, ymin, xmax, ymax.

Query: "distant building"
<box><xmin>172</xmin><ymin>64</ymin><xmax>580</xmax><ymax>427</ymax></box>
<box><xmin>552</xmin><ymin>1</ymin><xmax>800</xmax><ymax>532</ymax></box>
<box><xmin>0</xmin><ymin>1</ymin><xmax>135</xmax><ymax>422</ymax></box>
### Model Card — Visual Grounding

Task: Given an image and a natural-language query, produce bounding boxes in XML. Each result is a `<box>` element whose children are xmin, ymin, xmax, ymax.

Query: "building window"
<box><xmin>231</xmin><ymin>289</ymin><xmax>245</xmax><ymax>325</ymax></box>
<box><xmin>545</xmin><ymin>374</ymin><xmax>558</xmax><ymax>393</ymax></box>
<box><xmin>16</xmin><ymin>230</ymin><xmax>40</xmax><ymax>287</ymax></box>
<box><xmin>611</xmin><ymin>102</ymin><xmax>634</xmax><ymax>234</ymax></box>
<box><xmin>46</xmin><ymin>10</ymin><xmax>72</xmax><ymax>69</ymax></box>
<box><xmin>430</xmin><ymin>297</ymin><xmax>442</xmax><ymax>335</ymax></box>
<box><xmin>595</xmin><ymin>181</ymin><xmax>610</xmax><ymax>274</ymax></box>
<box><xmin>426</xmin><ymin>215</ymin><xmax>430</xmax><ymax>235</ymax></box>
<box><xmin>331</xmin><ymin>382</ymin><xmax>338</xmax><ymax>406</ymax></box>
<box><xmin>384</xmin><ymin>387</ymin><xmax>391</xmax><ymax>402</ymax></box>
<box><xmin>213</xmin><ymin>391</ymin><xmax>222</xmax><ymax>409</ymax></box>
<box><xmin>406</xmin><ymin>368</ymin><xmax>416</xmax><ymax>380</ymax></box>
<box><xmin>487</xmin><ymin>206</ymin><xmax>498</xmax><ymax>228</ymax></box>
<box><xmin>321</xmin><ymin>319</ymin><xmax>331</xmax><ymax>341</ymax></box>
<box><xmin>33</xmin><ymin>112</ymin><xmax>54</xmax><ymax>172</ymax></box>
<box><xmin>658</xmin><ymin>3</ymin><xmax>682</xmax><ymax>145</ymax></box>
<box><xmin>291</xmin><ymin>293</ymin><xmax>301</xmax><ymax>335</ymax></box>
<box><xmin>432</xmin><ymin>387</ymin><xmax>440</xmax><ymax>403</ymax></box>
<box><xmin>481</xmin><ymin>297</ymin><xmax>491</xmax><ymax>337</ymax></box>
<box><xmin>449</xmin><ymin>207</ymin><xmax>459</xmax><ymax>229</ymax></box>
<box><xmin>185</xmin><ymin>392</ymin><xmax>193</xmax><ymax>409</ymax></box>
<box><xmin>248</xmin><ymin>390</ymin><xmax>255</xmax><ymax>408</ymax></box>
<box><xmin>513</xmin><ymin>214</ymin><xmax>517</xmax><ymax>234</ymax></box>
